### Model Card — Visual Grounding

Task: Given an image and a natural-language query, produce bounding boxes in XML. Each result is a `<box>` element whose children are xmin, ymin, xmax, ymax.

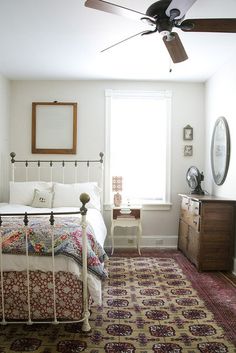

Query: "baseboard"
<box><xmin>105</xmin><ymin>238</ymin><xmax>236</xmax><ymax>274</ymax></box>
<box><xmin>104</xmin><ymin>234</ymin><xmax>178</xmax><ymax>250</ymax></box>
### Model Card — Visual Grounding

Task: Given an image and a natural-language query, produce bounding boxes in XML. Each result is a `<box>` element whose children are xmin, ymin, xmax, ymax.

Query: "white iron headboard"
<box><xmin>9</xmin><ymin>152</ymin><xmax>104</xmax><ymax>211</ymax></box>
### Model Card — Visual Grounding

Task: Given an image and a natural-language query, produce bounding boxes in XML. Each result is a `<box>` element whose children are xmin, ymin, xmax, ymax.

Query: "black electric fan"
<box><xmin>186</xmin><ymin>166</ymin><xmax>204</xmax><ymax>195</ymax></box>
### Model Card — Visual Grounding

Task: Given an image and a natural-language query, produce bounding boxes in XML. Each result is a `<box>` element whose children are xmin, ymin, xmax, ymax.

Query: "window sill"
<box><xmin>104</xmin><ymin>203</ymin><xmax>172</xmax><ymax>211</ymax></box>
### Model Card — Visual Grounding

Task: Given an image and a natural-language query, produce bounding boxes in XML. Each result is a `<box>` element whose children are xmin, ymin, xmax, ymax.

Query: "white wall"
<box><xmin>10</xmin><ymin>80</ymin><xmax>205</xmax><ymax>247</ymax></box>
<box><xmin>205</xmin><ymin>56</ymin><xmax>236</xmax><ymax>269</ymax></box>
<box><xmin>205</xmin><ymin>58</ymin><xmax>236</xmax><ymax>197</ymax></box>
<box><xmin>0</xmin><ymin>74</ymin><xmax>10</xmax><ymax>202</ymax></box>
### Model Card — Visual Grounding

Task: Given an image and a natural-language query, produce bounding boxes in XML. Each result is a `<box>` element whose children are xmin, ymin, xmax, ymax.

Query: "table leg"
<box><xmin>111</xmin><ymin>224</ymin><xmax>115</xmax><ymax>255</ymax></box>
<box><xmin>137</xmin><ymin>223</ymin><xmax>142</xmax><ymax>256</ymax></box>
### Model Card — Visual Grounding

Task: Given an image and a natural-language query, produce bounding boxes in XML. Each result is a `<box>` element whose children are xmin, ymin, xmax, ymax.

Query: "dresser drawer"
<box><xmin>189</xmin><ymin>200</ymin><xmax>200</xmax><ymax>216</ymax></box>
<box><xmin>188</xmin><ymin>200</ymin><xmax>200</xmax><ymax>231</ymax></box>
<box><xmin>180</xmin><ymin>197</ymin><xmax>190</xmax><ymax>222</ymax></box>
<box><xmin>180</xmin><ymin>198</ymin><xmax>200</xmax><ymax>228</ymax></box>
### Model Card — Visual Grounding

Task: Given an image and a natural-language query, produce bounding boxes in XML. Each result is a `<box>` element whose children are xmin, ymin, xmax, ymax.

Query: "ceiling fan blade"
<box><xmin>180</xmin><ymin>18</ymin><xmax>236</xmax><ymax>32</ymax></box>
<box><xmin>85</xmin><ymin>0</ymin><xmax>153</xmax><ymax>21</ymax></box>
<box><xmin>162</xmin><ymin>32</ymin><xmax>188</xmax><ymax>63</ymax></box>
<box><xmin>101</xmin><ymin>31</ymin><xmax>149</xmax><ymax>52</ymax></box>
<box><xmin>166</xmin><ymin>0</ymin><xmax>197</xmax><ymax>19</ymax></box>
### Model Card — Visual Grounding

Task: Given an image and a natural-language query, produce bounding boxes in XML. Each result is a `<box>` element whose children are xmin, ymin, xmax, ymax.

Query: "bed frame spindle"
<box><xmin>49</xmin><ymin>212</ymin><xmax>58</xmax><ymax>324</ymax></box>
<box><xmin>23</xmin><ymin>213</ymin><xmax>33</xmax><ymax>324</ymax></box>
<box><xmin>74</xmin><ymin>161</ymin><xmax>78</xmax><ymax>183</ymax></box>
<box><xmin>0</xmin><ymin>216</ymin><xmax>6</xmax><ymax>325</ymax></box>
<box><xmin>38</xmin><ymin>161</ymin><xmax>41</xmax><ymax>181</ymax></box>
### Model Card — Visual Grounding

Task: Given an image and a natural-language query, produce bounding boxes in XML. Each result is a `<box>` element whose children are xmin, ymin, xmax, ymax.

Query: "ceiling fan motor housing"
<box><xmin>146</xmin><ymin>0</ymin><xmax>182</xmax><ymax>35</ymax></box>
<box><xmin>146</xmin><ymin>0</ymin><xmax>173</xmax><ymax>18</ymax></box>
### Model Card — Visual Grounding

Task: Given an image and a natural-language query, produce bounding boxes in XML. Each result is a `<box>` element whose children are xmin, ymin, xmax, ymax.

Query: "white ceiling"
<box><xmin>0</xmin><ymin>0</ymin><xmax>236</xmax><ymax>82</ymax></box>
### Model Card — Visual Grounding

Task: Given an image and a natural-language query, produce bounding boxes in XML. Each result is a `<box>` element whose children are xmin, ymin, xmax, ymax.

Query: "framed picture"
<box><xmin>32</xmin><ymin>102</ymin><xmax>77</xmax><ymax>154</ymax></box>
<box><xmin>184</xmin><ymin>145</ymin><xmax>193</xmax><ymax>156</ymax></box>
<box><xmin>183</xmin><ymin>125</ymin><xmax>193</xmax><ymax>140</ymax></box>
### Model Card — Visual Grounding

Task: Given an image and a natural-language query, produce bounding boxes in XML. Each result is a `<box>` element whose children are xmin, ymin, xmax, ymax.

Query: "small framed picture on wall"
<box><xmin>184</xmin><ymin>145</ymin><xmax>193</xmax><ymax>156</ymax></box>
<box><xmin>183</xmin><ymin>125</ymin><xmax>193</xmax><ymax>140</ymax></box>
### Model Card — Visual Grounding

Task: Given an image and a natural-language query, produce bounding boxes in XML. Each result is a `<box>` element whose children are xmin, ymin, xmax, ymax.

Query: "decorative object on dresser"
<box><xmin>110</xmin><ymin>206</ymin><xmax>142</xmax><ymax>255</ymax></box>
<box><xmin>112</xmin><ymin>176</ymin><xmax>122</xmax><ymax>207</ymax></box>
<box><xmin>211</xmin><ymin>116</ymin><xmax>230</xmax><ymax>186</ymax></box>
<box><xmin>183</xmin><ymin>125</ymin><xmax>193</xmax><ymax>140</ymax></box>
<box><xmin>32</xmin><ymin>101</ymin><xmax>77</xmax><ymax>154</ymax></box>
<box><xmin>178</xmin><ymin>194</ymin><xmax>236</xmax><ymax>271</ymax></box>
<box><xmin>186</xmin><ymin>166</ymin><xmax>205</xmax><ymax>195</ymax></box>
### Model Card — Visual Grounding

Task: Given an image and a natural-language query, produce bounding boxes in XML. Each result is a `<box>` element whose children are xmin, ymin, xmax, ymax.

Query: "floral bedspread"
<box><xmin>1</xmin><ymin>216</ymin><xmax>108</xmax><ymax>279</ymax></box>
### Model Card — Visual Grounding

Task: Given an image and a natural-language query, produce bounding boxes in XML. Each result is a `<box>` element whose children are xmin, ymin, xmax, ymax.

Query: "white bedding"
<box><xmin>0</xmin><ymin>203</ymin><xmax>107</xmax><ymax>305</ymax></box>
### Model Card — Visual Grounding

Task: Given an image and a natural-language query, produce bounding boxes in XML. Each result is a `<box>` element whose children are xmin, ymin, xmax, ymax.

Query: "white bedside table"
<box><xmin>110</xmin><ymin>206</ymin><xmax>142</xmax><ymax>255</ymax></box>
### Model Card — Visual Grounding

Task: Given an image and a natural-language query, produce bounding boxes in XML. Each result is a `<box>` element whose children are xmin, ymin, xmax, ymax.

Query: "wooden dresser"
<box><xmin>178</xmin><ymin>194</ymin><xmax>236</xmax><ymax>271</ymax></box>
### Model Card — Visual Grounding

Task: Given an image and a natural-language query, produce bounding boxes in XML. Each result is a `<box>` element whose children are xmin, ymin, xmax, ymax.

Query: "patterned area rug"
<box><xmin>0</xmin><ymin>250</ymin><xmax>236</xmax><ymax>353</ymax></box>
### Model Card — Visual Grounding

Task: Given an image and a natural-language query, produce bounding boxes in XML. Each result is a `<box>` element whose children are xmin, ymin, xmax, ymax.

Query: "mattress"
<box><xmin>0</xmin><ymin>203</ymin><xmax>107</xmax><ymax>305</ymax></box>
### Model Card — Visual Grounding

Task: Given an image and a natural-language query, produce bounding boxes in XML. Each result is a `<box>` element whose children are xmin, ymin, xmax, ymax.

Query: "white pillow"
<box><xmin>31</xmin><ymin>189</ymin><xmax>54</xmax><ymax>208</ymax></box>
<box><xmin>9</xmin><ymin>181</ymin><xmax>53</xmax><ymax>205</ymax></box>
<box><xmin>53</xmin><ymin>182</ymin><xmax>101</xmax><ymax>210</ymax></box>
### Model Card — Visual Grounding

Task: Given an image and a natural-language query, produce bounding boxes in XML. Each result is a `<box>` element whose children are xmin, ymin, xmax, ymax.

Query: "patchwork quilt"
<box><xmin>1</xmin><ymin>216</ymin><xmax>108</xmax><ymax>279</ymax></box>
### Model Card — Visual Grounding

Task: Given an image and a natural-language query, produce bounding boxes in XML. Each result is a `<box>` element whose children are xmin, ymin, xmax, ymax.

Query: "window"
<box><xmin>105</xmin><ymin>89</ymin><xmax>172</xmax><ymax>208</ymax></box>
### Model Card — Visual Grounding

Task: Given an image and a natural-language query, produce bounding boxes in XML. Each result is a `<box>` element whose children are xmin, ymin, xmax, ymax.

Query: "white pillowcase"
<box><xmin>9</xmin><ymin>181</ymin><xmax>53</xmax><ymax>206</ymax></box>
<box><xmin>31</xmin><ymin>189</ymin><xmax>54</xmax><ymax>208</ymax></box>
<box><xmin>53</xmin><ymin>182</ymin><xmax>101</xmax><ymax>210</ymax></box>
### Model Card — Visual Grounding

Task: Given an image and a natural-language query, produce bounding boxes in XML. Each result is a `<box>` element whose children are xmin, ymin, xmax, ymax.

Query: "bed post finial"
<box><xmin>50</xmin><ymin>212</ymin><xmax>55</xmax><ymax>226</ymax></box>
<box><xmin>99</xmin><ymin>152</ymin><xmax>104</xmax><ymax>163</ymax></box>
<box><xmin>23</xmin><ymin>212</ymin><xmax>29</xmax><ymax>226</ymax></box>
<box><xmin>80</xmin><ymin>193</ymin><xmax>90</xmax><ymax>215</ymax></box>
<box><xmin>10</xmin><ymin>152</ymin><xmax>16</xmax><ymax>163</ymax></box>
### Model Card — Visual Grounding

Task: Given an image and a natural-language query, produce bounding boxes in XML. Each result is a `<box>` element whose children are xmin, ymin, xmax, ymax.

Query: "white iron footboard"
<box><xmin>0</xmin><ymin>193</ymin><xmax>91</xmax><ymax>331</ymax></box>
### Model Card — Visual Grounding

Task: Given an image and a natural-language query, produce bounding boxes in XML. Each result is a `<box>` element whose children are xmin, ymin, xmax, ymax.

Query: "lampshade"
<box><xmin>112</xmin><ymin>176</ymin><xmax>123</xmax><ymax>192</ymax></box>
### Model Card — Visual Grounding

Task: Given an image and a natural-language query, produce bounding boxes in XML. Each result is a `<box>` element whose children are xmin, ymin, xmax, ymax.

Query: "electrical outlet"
<box><xmin>128</xmin><ymin>238</ymin><xmax>134</xmax><ymax>244</ymax></box>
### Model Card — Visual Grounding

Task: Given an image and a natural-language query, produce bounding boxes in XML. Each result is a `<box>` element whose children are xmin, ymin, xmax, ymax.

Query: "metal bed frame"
<box><xmin>0</xmin><ymin>152</ymin><xmax>104</xmax><ymax>331</ymax></box>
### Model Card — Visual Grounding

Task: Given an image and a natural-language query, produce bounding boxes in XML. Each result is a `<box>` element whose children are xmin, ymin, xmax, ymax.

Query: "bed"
<box><xmin>0</xmin><ymin>152</ymin><xmax>107</xmax><ymax>331</ymax></box>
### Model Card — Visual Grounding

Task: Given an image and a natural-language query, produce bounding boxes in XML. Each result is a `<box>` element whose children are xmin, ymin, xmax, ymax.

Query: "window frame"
<box><xmin>104</xmin><ymin>89</ymin><xmax>172</xmax><ymax>210</ymax></box>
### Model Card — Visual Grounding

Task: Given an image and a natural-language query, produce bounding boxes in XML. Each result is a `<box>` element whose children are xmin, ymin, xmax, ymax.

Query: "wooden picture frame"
<box><xmin>32</xmin><ymin>102</ymin><xmax>77</xmax><ymax>154</ymax></box>
<box><xmin>184</xmin><ymin>145</ymin><xmax>193</xmax><ymax>156</ymax></box>
<box><xmin>183</xmin><ymin>125</ymin><xmax>193</xmax><ymax>140</ymax></box>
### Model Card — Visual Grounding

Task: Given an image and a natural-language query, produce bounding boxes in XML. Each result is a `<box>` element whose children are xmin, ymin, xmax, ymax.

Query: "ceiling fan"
<box><xmin>84</xmin><ymin>0</ymin><xmax>236</xmax><ymax>63</ymax></box>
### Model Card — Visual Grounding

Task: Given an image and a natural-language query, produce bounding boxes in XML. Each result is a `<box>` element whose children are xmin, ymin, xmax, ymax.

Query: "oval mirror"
<box><xmin>211</xmin><ymin>117</ymin><xmax>230</xmax><ymax>185</ymax></box>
